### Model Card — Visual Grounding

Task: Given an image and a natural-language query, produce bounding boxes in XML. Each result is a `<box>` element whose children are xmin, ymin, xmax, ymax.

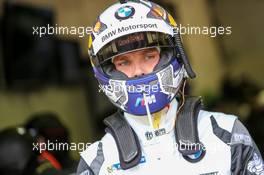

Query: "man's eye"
<box><xmin>118</xmin><ymin>60</ymin><xmax>129</xmax><ymax>66</ymax></box>
<box><xmin>145</xmin><ymin>55</ymin><xmax>155</xmax><ymax>60</ymax></box>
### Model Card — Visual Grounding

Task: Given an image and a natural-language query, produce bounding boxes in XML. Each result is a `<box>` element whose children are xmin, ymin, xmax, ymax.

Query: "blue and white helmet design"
<box><xmin>115</xmin><ymin>5</ymin><xmax>135</xmax><ymax>20</ymax></box>
<box><xmin>88</xmin><ymin>0</ymin><xmax>195</xmax><ymax>115</ymax></box>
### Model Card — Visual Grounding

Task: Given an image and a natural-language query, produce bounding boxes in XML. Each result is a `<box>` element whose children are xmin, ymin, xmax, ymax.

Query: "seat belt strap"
<box><xmin>175</xmin><ymin>96</ymin><xmax>203</xmax><ymax>155</ymax></box>
<box><xmin>104</xmin><ymin>111</ymin><xmax>141</xmax><ymax>170</ymax></box>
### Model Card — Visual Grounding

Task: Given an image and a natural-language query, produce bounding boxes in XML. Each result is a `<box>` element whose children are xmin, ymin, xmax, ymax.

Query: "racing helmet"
<box><xmin>88</xmin><ymin>0</ymin><xmax>196</xmax><ymax>115</ymax></box>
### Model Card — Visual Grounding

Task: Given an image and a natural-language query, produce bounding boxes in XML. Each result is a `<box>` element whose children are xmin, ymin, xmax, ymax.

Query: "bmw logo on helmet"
<box><xmin>115</xmin><ymin>6</ymin><xmax>135</xmax><ymax>20</ymax></box>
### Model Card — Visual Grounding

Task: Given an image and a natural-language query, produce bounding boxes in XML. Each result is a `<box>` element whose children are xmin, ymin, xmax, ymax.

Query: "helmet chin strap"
<box><xmin>143</xmin><ymin>93</ymin><xmax>154</xmax><ymax>128</ymax></box>
<box><xmin>143</xmin><ymin>92</ymin><xmax>159</xmax><ymax>144</ymax></box>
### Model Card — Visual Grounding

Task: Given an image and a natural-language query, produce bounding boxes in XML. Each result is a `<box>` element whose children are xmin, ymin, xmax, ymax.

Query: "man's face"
<box><xmin>113</xmin><ymin>48</ymin><xmax>160</xmax><ymax>78</ymax></box>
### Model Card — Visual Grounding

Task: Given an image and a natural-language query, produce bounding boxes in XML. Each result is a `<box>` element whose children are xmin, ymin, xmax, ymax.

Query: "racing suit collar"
<box><xmin>124</xmin><ymin>98</ymin><xmax>178</xmax><ymax>145</ymax></box>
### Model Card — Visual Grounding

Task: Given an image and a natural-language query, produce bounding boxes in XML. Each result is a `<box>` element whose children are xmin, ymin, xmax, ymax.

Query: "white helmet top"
<box><xmin>89</xmin><ymin>0</ymin><xmax>177</xmax><ymax>56</ymax></box>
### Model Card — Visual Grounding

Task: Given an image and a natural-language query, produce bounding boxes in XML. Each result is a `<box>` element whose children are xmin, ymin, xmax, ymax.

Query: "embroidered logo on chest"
<box><xmin>145</xmin><ymin>128</ymin><xmax>166</xmax><ymax>140</ymax></box>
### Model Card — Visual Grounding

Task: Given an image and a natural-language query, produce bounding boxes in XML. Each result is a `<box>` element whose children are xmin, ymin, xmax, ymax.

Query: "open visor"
<box><xmin>93</xmin><ymin>32</ymin><xmax>174</xmax><ymax>67</ymax></box>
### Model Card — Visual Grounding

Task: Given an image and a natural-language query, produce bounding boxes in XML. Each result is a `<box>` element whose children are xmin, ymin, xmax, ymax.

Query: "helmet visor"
<box><xmin>94</xmin><ymin>32</ymin><xmax>174</xmax><ymax>66</ymax></box>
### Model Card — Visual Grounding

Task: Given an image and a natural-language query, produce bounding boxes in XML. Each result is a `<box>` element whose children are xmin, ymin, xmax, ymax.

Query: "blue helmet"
<box><xmin>88</xmin><ymin>0</ymin><xmax>196</xmax><ymax>115</ymax></box>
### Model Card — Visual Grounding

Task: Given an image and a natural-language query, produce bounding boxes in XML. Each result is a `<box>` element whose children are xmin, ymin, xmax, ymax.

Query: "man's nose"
<box><xmin>132</xmin><ymin>64</ymin><xmax>145</xmax><ymax>78</ymax></box>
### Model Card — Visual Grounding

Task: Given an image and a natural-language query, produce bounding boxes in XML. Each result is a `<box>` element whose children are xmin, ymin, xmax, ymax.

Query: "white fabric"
<box><xmin>81</xmin><ymin>99</ymin><xmax>238</xmax><ymax>175</ymax></box>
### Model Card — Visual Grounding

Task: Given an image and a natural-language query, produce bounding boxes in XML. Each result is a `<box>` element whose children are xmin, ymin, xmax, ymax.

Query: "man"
<box><xmin>77</xmin><ymin>0</ymin><xmax>264</xmax><ymax>174</ymax></box>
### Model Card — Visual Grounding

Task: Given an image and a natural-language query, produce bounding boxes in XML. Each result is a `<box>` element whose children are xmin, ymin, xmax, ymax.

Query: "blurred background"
<box><xmin>0</xmin><ymin>0</ymin><xmax>263</xmax><ymax>174</ymax></box>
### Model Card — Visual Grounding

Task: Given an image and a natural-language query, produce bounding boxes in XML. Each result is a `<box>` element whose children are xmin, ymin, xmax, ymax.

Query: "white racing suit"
<box><xmin>77</xmin><ymin>99</ymin><xmax>264</xmax><ymax>175</ymax></box>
